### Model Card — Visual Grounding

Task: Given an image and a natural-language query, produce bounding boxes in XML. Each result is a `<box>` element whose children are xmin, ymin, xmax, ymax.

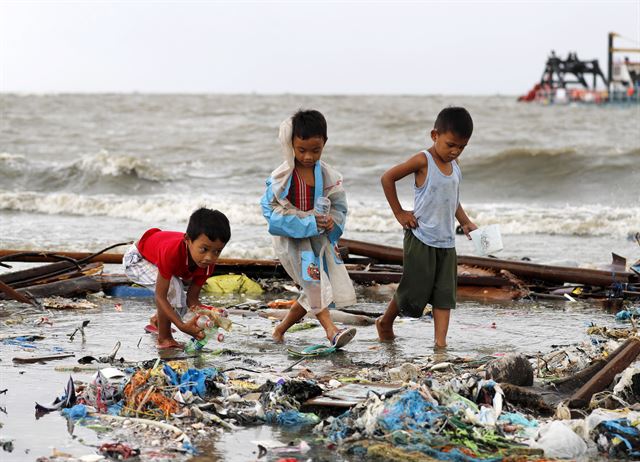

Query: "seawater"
<box><xmin>1</xmin><ymin>94</ymin><xmax>639</xmax><ymax>265</ymax></box>
<box><xmin>0</xmin><ymin>93</ymin><xmax>638</xmax><ymax>461</ymax></box>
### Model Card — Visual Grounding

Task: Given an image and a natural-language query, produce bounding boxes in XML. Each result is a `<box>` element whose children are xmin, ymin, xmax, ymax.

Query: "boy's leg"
<box><xmin>376</xmin><ymin>297</ymin><xmax>399</xmax><ymax>342</ymax></box>
<box><xmin>432</xmin><ymin>308</ymin><xmax>451</xmax><ymax>348</ymax></box>
<box><xmin>156</xmin><ymin>277</ymin><xmax>187</xmax><ymax>349</ymax></box>
<box><xmin>273</xmin><ymin>301</ymin><xmax>307</xmax><ymax>342</ymax></box>
<box><xmin>431</xmin><ymin>247</ymin><xmax>457</xmax><ymax>349</ymax></box>
<box><xmin>377</xmin><ymin>230</ymin><xmax>433</xmax><ymax>342</ymax></box>
<box><xmin>123</xmin><ymin>245</ymin><xmax>162</xmax><ymax>329</ymax></box>
<box><xmin>314</xmin><ymin>308</ymin><xmax>340</xmax><ymax>343</ymax></box>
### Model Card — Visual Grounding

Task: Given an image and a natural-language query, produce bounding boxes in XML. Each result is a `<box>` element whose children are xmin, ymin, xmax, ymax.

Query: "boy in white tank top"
<box><xmin>376</xmin><ymin>107</ymin><xmax>478</xmax><ymax>348</ymax></box>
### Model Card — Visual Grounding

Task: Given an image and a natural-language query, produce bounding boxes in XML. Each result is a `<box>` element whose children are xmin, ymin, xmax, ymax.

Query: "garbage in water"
<box><xmin>1</xmin><ymin>246</ymin><xmax>639</xmax><ymax>461</ymax></box>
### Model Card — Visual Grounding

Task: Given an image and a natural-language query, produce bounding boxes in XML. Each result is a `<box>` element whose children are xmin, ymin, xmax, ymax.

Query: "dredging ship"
<box><xmin>519</xmin><ymin>32</ymin><xmax>640</xmax><ymax>104</ymax></box>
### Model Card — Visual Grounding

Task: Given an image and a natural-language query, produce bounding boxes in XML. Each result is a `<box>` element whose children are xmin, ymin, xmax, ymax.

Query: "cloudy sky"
<box><xmin>1</xmin><ymin>1</ymin><xmax>638</xmax><ymax>94</ymax></box>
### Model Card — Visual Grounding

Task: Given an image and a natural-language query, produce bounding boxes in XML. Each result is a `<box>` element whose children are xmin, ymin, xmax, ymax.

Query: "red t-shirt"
<box><xmin>136</xmin><ymin>228</ymin><xmax>214</xmax><ymax>286</ymax></box>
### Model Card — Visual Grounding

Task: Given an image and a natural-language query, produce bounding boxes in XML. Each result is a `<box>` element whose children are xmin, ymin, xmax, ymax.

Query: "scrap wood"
<box><xmin>0</xmin><ymin>242</ymin><xmax>129</xmax><ymax>289</ymax></box>
<box><xmin>549</xmin><ymin>338</ymin><xmax>634</xmax><ymax>393</ymax></box>
<box><xmin>8</xmin><ymin>276</ymin><xmax>101</xmax><ymax>300</ymax></box>
<box><xmin>569</xmin><ymin>337</ymin><xmax>640</xmax><ymax>408</ymax></box>
<box><xmin>13</xmin><ymin>262</ymin><xmax>104</xmax><ymax>289</ymax></box>
<box><xmin>12</xmin><ymin>353</ymin><xmax>75</xmax><ymax>364</ymax></box>
<box><xmin>338</xmin><ymin>238</ymin><xmax>637</xmax><ymax>286</ymax></box>
<box><xmin>499</xmin><ymin>383</ymin><xmax>554</xmax><ymax>414</ymax></box>
<box><xmin>457</xmin><ymin>286</ymin><xmax>525</xmax><ymax>302</ymax></box>
<box><xmin>0</xmin><ymin>280</ymin><xmax>39</xmax><ymax>307</ymax></box>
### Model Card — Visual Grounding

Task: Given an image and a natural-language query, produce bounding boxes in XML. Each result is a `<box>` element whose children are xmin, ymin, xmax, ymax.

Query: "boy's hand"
<box><xmin>395</xmin><ymin>210</ymin><xmax>417</xmax><ymax>230</ymax></box>
<box><xmin>460</xmin><ymin>222</ymin><xmax>478</xmax><ymax>240</ymax></box>
<box><xmin>182</xmin><ymin>316</ymin><xmax>205</xmax><ymax>340</ymax></box>
<box><xmin>316</xmin><ymin>214</ymin><xmax>335</xmax><ymax>232</ymax></box>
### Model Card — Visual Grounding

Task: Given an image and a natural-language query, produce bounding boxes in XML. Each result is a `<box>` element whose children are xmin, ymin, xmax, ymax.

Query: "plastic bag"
<box><xmin>530</xmin><ymin>420</ymin><xmax>587</xmax><ymax>458</ymax></box>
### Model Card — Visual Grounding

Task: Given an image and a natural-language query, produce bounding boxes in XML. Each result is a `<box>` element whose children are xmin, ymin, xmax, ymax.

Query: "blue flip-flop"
<box><xmin>287</xmin><ymin>344</ymin><xmax>336</xmax><ymax>358</ymax></box>
<box><xmin>331</xmin><ymin>327</ymin><xmax>357</xmax><ymax>349</ymax></box>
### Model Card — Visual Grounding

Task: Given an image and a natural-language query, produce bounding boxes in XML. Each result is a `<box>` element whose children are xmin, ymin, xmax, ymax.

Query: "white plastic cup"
<box><xmin>469</xmin><ymin>224</ymin><xmax>503</xmax><ymax>256</ymax></box>
<box><xmin>314</xmin><ymin>196</ymin><xmax>331</xmax><ymax>233</ymax></box>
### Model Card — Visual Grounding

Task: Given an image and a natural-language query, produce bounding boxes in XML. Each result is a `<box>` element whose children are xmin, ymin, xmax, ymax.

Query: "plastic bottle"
<box><xmin>314</xmin><ymin>196</ymin><xmax>331</xmax><ymax>234</ymax></box>
<box><xmin>184</xmin><ymin>327</ymin><xmax>225</xmax><ymax>354</ymax></box>
<box><xmin>183</xmin><ymin>311</ymin><xmax>212</xmax><ymax>329</ymax></box>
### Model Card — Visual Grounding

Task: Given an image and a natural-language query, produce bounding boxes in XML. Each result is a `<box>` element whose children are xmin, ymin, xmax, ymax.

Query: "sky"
<box><xmin>0</xmin><ymin>1</ymin><xmax>638</xmax><ymax>95</ymax></box>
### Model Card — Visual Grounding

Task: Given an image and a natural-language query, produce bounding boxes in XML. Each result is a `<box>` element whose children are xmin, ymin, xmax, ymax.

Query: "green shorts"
<box><xmin>394</xmin><ymin>230</ymin><xmax>457</xmax><ymax>317</ymax></box>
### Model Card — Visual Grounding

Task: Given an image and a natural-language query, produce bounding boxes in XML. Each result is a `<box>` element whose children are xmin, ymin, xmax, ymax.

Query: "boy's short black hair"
<box><xmin>434</xmin><ymin>107</ymin><xmax>473</xmax><ymax>139</ymax></box>
<box><xmin>186</xmin><ymin>208</ymin><xmax>231</xmax><ymax>243</ymax></box>
<box><xmin>291</xmin><ymin>109</ymin><xmax>327</xmax><ymax>142</ymax></box>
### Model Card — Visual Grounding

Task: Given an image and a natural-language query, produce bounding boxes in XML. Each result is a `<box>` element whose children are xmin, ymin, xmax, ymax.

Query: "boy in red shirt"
<box><xmin>123</xmin><ymin>208</ymin><xmax>230</xmax><ymax>349</ymax></box>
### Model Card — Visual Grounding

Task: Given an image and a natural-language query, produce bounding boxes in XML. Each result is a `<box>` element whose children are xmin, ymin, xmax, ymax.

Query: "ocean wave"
<box><xmin>458</xmin><ymin>147</ymin><xmax>640</xmax><ymax>203</ymax></box>
<box><xmin>0</xmin><ymin>151</ymin><xmax>171</xmax><ymax>193</ymax></box>
<box><xmin>1</xmin><ymin>191</ymin><xmax>637</xmax><ymax>239</ymax></box>
<box><xmin>463</xmin><ymin>146</ymin><xmax>640</xmax><ymax>169</ymax></box>
<box><xmin>347</xmin><ymin>201</ymin><xmax>638</xmax><ymax>238</ymax></box>
<box><xmin>0</xmin><ymin>191</ymin><xmax>265</xmax><ymax>227</ymax></box>
<box><xmin>68</xmin><ymin>151</ymin><xmax>170</xmax><ymax>182</ymax></box>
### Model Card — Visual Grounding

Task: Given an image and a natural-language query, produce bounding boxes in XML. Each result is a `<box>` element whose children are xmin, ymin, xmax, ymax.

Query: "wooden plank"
<box><xmin>459</xmin><ymin>255</ymin><xmax>634</xmax><ymax>287</ymax></box>
<box><xmin>347</xmin><ymin>270</ymin><xmax>515</xmax><ymax>287</ymax></box>
<box><xmin>13</xmin><ymin>353</ymin><xmax>75</xmax><ymax>364</ymax></box>
<box><xmin>339</xmin><ymin>238</ymin><xmax>403</xmax><ymax>263</ymax></box>
<box><xmin>457</xmin><ymin>286</ymin><xmax>524</xmax><ymax>302</ymax></box>
<box><xmin>549</xmin><ymin>338</ymin><xmax>634</xmax><ymax>393</ymax></box>
<box><xmin>9</xmin><ymin>262</ymin><xmax>103</xmax><ymax>289</ymax></box>
<box><xmin>0</xmin><ymin>280</ymin><xmax>37</xmax><ymax>306</ymax></box>
<box><xmin>0</xmin><ymin>276</ymin><xmax>101</xmax><ymax>300</ymax></box>
<box><xmin>568</xmin><ymin>338</ymin><xmax>640</xmax><ymax>408</ymax></box>
<box><xmin>0</xmin><ymin>261</ymin><xmax>76</xmax><ymax>285</ymax></box>
<box><xmin>339</xmin><ymin>238</ymin><xmax>635</xmax><ymax>286</ymax></box>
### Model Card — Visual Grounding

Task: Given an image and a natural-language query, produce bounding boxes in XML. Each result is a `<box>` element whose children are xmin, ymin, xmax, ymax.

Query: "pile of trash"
<box><xmin>314</xmin><ymin>376</ymin><xmax>640</xmax><ymax>461</ymax></box>
<box><xmin>33</xmin><ymin>357</ymin><xmax>325</xmax><ymax>458</ymax></box>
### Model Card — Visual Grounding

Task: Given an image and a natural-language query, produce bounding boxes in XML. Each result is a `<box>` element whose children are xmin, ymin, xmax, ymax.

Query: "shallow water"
<box><xmin>0</xmin><ymin>286</ymin><xmax>626</xmax><ymax>461</ymax></box>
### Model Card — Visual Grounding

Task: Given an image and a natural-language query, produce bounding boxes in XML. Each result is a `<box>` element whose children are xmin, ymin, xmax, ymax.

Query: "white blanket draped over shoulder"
<box><xmin>260</xmin><ymin>117</ymin><xmax>356</xmax><ymax>313</ymax></box>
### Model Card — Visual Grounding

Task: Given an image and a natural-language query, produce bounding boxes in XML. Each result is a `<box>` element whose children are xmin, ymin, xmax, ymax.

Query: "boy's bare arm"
<box><xmin>381</xmin><ymin>153</ymin><xmax>427</xmax><ymax>229</ymax></box>
<box><xmin>155</xmin><ymin>276</ymin><xmax>203</xmax><ymax>338</ymax></box>
<box><xmin>186</xmin><ymin>283</ymin><xmax>203</xmax><ymax>309</ymax></box>
<box><xmin>455</xmin><ymin>203</ymin><xmax>477</xmax><ymax>239</ymax></box>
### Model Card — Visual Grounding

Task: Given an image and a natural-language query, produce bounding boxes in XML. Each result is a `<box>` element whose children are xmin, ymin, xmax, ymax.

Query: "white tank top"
<box><xmin>411</xmin><ymin>150</ymin><xmax>461</xmax><ymax>248</ymax></box>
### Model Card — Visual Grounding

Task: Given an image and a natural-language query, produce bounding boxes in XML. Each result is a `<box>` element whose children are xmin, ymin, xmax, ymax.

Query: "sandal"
<box><xmin>144</xmin><ymin>324</ymin><xmax>176</xmax><ymax>334</ymax></box>
<box><xmin>331</xmin><ymin>327</ymin><xmax>357</xmax><ymax>348</ymax></box>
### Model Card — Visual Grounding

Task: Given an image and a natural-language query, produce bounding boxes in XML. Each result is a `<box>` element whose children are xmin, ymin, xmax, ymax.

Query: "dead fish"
<box><xmin>430</xmin><ymin>362</ymin><xmax>453</xmax><ymax>371</ymax></box>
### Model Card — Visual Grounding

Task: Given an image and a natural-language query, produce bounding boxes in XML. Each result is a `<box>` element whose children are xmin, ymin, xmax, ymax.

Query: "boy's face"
<box><xmin>431</xmin><ymin>130</ymin><xmax>469</xmax><ymax>163</ymax></box>
<box><xmin>185</xmin><ymin>234</ymin><xmax>226</xmax><ymax>268</ymax></box>
<box><xmin>292</xmin><ymin>136</ymin><xmax>325</xmax><ymax>168</ymax></box>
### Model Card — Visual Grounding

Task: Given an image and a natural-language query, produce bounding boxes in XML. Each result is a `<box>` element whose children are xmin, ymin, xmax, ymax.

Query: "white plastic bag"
<box><xmin>530</xmin><ymin>420</ymin><xmax>587</xmax><ymax>459</ymax></box>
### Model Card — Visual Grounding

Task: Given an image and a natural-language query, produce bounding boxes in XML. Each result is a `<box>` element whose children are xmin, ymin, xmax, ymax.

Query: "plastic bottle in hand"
<box><xmin>314</xmin><ymin>196</ymin><xmax>331</xmax><ymax>234</ymax></box>
<box><xmin>183</xmin><ymin>312</ymin><xmax>212</xmax><ymax>329</ymax></box>
<box><xmin>185</xmin><ymin>326</ymin><xmax>224</xmax><ymax>354</ymax></box>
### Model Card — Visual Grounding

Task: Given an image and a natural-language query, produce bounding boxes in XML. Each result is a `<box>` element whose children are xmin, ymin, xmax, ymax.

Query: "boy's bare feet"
<box><xmin>157</xmin><ymin>337</ymin><xmax>184</xmax><ymax>350</ymax></box>
<box><xmin>325</xmin><ymin>326</ymin><xmax>339</xmax><ymax>344</ymax></box>
<box><xmin>272</xmin><ymin>325</ymin><xmax>285</xmax><ymax>343</ymax></box>
<box><xmin>376</xmin><ymin>317</ymin><xmax>395</xmax><ymax>342</ymax></box>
